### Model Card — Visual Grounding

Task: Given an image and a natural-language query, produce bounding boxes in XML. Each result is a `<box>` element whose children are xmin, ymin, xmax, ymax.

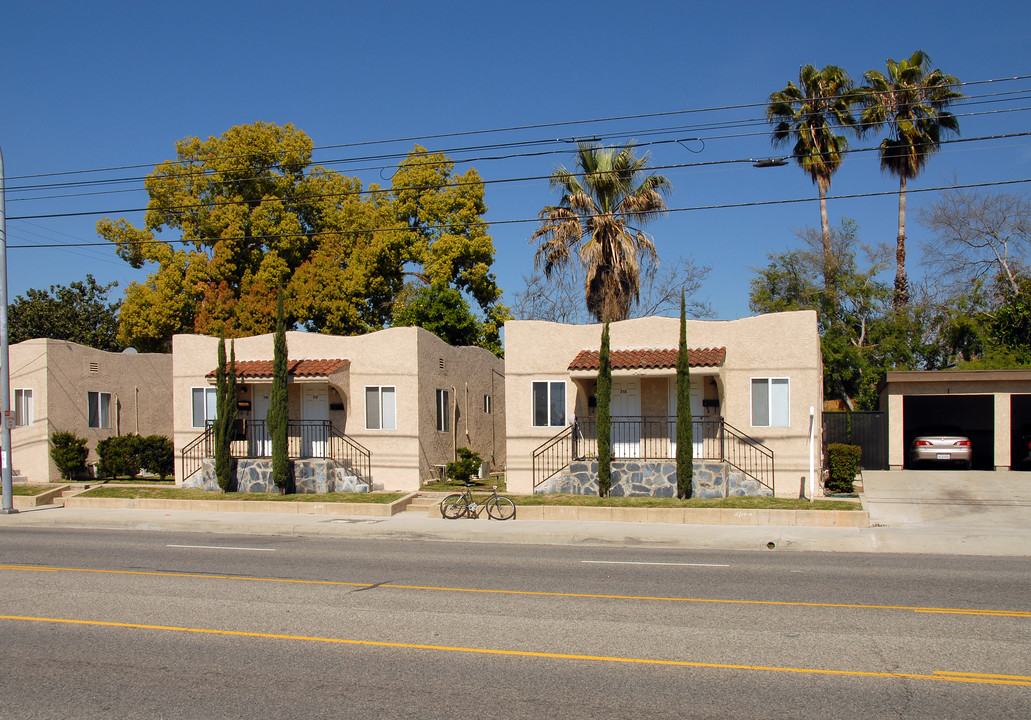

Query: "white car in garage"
<box><xmin>909</xmin><ymin>425</ymin><xmax>972</xmax><ymax>469</ymax></box>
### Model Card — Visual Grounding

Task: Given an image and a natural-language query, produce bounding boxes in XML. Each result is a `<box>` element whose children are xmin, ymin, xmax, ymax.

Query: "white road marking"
<box><xmin>581</xmin><ymin>560</ymin><xmax>729</xmax><ymax>567</ymax></box>
<box><xmin>167</xmin><ymin>544</ymin><xmax>275</xmax><ymax>552</ymax></box>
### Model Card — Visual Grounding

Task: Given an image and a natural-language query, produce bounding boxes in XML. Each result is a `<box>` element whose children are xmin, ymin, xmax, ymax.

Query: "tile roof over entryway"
<box><xmin>567</xmin><ymin>347</ymin><xmax>726</xmax><ymax>371</ymax></box>
<box><xmin>205</xmin><ymin>358</ymin><xmax>349</xmax><ymax>379</ymax></box>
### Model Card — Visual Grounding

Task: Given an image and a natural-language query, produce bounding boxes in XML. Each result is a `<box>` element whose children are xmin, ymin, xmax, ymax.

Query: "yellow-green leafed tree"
<box><xmin>389</xmin><ymin>146</ymin><xmax>509</xmax><ymax>352</ymax></box>
<box><xmin>100</xmin><ymin>126</ymin><xmax>506</xmax><ymax>353</ymax></box>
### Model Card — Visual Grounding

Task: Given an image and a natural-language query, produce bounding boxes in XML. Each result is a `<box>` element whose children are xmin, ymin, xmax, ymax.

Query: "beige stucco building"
<box><xmin>8</xmin><ymin>338</ymin><xmax>172</xmax><ymax>483</ymax></box>
<box><xmin>504</xmin><ymin>311</ymin><xmax>823</xmax><ymax>496</ymax></box>
<box><xmin>173</xmin><ymin>327</ymin><xmax>505</xmax><ymax>491</ymax></box>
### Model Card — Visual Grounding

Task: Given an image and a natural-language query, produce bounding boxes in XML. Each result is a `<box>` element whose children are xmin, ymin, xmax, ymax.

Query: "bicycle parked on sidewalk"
<box><xmin>440</xmin><ymin>482</ymin><xmax>516</xmax><ymax>520</ymax></box>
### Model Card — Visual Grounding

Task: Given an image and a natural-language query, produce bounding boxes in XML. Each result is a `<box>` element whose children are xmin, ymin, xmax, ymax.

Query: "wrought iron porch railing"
<box><xmin>531</xmin><ymin>416</ymin><xmax>774</xmax><ymax>494</ymax></box>
<box><xmin>181</xmin><ymin>420</ymin><xmax>371</xmax><ymax>484</ymax></box>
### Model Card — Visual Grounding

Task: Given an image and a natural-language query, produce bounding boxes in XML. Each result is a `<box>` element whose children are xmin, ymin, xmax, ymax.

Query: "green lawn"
<box><xmin>70</xmin><ymin>484</ymin><xmax>859</xmax><ymax>511</ymax></box>
<box><xmin>11</xmin><ymin>485</ymin><xmax>63</xmax><ymax>496</ymax></box>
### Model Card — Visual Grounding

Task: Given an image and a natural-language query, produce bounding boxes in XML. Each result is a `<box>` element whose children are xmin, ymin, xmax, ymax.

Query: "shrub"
<box><xmin>97</xmin><ymin>434</ymin><xmax>143</xmax><ymax>479</ymax></box>
<box><xmin>826</xmin><ymin>443</ymin><xmax>862</xmax><ymax>494</ymax></box>
<box><xmin>446</xmin><ymin>447</ymin><xmax>482</xmax><ymax>483</ymax></box>
<box><xmin>50</xmin><ymin>431</ymin><xmax>89</xmax><ymax>480</ymax></box>
<box><xmin>139</xmin><ymin>435</ymin><xmax>174</xmax><ymax>480</ymax></box>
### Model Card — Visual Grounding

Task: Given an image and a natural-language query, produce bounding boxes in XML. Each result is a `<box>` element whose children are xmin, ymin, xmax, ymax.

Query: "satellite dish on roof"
<box><xmin>122</xmin><ymin>347</ymin><xmax>138</xmax><ymax>354</ymax></box>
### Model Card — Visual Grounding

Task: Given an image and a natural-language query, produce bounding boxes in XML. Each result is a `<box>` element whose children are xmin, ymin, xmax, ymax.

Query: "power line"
<box><xmin>6</xmin><ymin>73</ymin><xmax>1030</xmax><ymax>186</ymax></box>
<box><xmin>9</xmin><ymin>177</ymin><xmax>1030</xmax><ymax>250</ymax></box>
<box><xmin>8</xmin><ymin>130</ymin><xmax>1031</xmax><ymax>221</ymax></box>
<box><xmin>6</xmin><ymin>93</ymin><xmax>1030</xmax><ymax>204</ymax></box>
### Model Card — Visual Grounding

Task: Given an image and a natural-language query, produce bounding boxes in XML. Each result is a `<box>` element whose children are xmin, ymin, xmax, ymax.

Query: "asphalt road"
<box><xmin>1</xmin><ymin>528</ymin><xmax>1029</xmax><ymax>719</ymax></box>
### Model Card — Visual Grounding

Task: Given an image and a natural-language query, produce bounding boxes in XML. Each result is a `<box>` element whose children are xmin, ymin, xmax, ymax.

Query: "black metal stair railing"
<box><xmin>180</xmin><ymin>419</ymin><xmax>372</xmax><ymax>485</ymax></box>
<box><xmin>531</xmin><ymin>416</ymin><xmax>774</xmax><ymax>494</ymax></box>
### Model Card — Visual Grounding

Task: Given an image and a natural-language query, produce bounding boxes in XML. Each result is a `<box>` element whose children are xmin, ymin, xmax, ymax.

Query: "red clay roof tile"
<box><xmin>206</xmin><ymin>358</ymin><xmax>348</xmax><ymax>379</ymax></box>
<box><xmin>567</xmin><ymin>347</ymin><xmax>725</xmax><ymax>371</ymax></box>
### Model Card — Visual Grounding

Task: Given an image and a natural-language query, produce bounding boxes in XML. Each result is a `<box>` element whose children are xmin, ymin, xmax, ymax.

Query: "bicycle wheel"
<box><xmin>485</xmin><ymin>496</ymin><xmax>516</xmax><ymax>520</ymax></box>
<box><xmin>440</xmin><ymin>494</ymin><xmax>467</xmax><ymax>519</ymax></box>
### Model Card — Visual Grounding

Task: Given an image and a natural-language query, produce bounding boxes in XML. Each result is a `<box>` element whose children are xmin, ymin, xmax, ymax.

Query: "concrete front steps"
<box><xmin>403</xmin><ymin>492</ymin><xmax>450</xmax><ymax>517</ymax></box>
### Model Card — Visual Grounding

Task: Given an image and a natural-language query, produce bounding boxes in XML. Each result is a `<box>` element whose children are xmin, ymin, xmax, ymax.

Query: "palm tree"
<box><xmin>532</xmin><ymin>142</ymin><xmax>671</xmax><ymax>323</ymax></box>
<box><xmin>768</xmin><ymin>65</ymin><xmax>860</xmax><ymax>305</ymax></box>
<box><xmin>861</xmin><ymin>50</ymin><xmax>961</xmax><ymax>309</ymax></box>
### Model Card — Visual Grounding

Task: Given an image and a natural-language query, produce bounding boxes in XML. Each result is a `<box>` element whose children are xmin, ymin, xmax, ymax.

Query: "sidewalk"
<box><xmin>4</xmin><ymin>500</ymin><xmax>1030</xmax><ymax>557</ymax></box>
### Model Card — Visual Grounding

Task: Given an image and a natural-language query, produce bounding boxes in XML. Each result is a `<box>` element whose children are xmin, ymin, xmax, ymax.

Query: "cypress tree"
<box><xmin>597</xmin><ymin>322</ymin><xmax>612</xmax><ymax>497</ymax></box>
<box><xmin>269</xmin><ymin>290</ymin><xmax>292</xmax><ymax>492</ymax></box>
<box><xmin>676</xmin><ymin>292</ymin><xmax>693</xmax><ymax>498</ymax></box>
<box><xmin>213</xmin><ymin>337</ymin><xmax>237</xmax><ymax>491</ymax></box>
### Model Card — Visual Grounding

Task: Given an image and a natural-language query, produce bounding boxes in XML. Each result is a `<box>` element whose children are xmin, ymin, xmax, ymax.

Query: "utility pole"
<box><xmin>1</xmin><ymin>144</ymin><xmax>16</xmax><ymax>514</ymax></box>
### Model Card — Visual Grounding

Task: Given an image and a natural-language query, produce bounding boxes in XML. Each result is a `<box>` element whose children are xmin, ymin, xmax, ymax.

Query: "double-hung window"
<box><xmin>532</xmin><ymin>381</ymin><xmax>566</xmax><ymax>427</ymax></box>
<box><xmin>436</xmin><ymin>389</ymin><xmax>450</xmax><ymax>432</ymax></box>
<box><xmin>88</xmin><ymin>391</ymin><xmax>112</xmax><ymax>429</ymax></box>
<box><xmin>751</xmin><ymin>378</ymin><xmax>790</xmax><ymax>427</ymax></box>
<box><xmin>191</xmin><ymin>387</ymin><xmax>217</xmax><ymax>428</ymax></box>
<box><xmin>14</xmin><ymin>389</ymin><xmax>32</xmax><ymax>427</ymax></box>
<box><xmin>365</xmin><ymin>386</ymin><xmax>396</xmax><ymax>430</ymax></box>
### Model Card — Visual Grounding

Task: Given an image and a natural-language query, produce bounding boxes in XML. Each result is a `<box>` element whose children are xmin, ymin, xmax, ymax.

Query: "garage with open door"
<box><xmin>1011</xmin><ymin>394</ymin><xmax>1031</xmax><ymax>471</ymax></box>
<box><xmin>902</xmin><ymin>394</ymin><xmax>993</xmax><ymax>469</ymax></box>
<box><xmin>880</xmin><ymin>370</ymin><xmax>1031</xmax><ymax>471</ymax></box>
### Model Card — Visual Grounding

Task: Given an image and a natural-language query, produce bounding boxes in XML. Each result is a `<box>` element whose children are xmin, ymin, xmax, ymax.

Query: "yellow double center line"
<box><xmin>1</xmin><ymin>614</ymin><xmax>1029</xmax><ymax>687</ymax></box>
<box><xmin>1</xmin><ymin>563</ymin><xmax>1028</xmax><ymax>618</ymax></box>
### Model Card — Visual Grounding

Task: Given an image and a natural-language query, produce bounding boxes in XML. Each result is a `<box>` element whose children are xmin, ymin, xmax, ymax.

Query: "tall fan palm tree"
<box><xmin>532</xmin><ymin>142</ymin><xmax>672</xmax><ymax>323</ymax></box>
<box><xmin>768</xmin><ymin>64</ymin><xmax>860</xmax><ymax>305</ymax></box>
<box><xmin>861</xmin><ymin>50</ymin><xmax>961</xmax><ymax>309</ymax></box>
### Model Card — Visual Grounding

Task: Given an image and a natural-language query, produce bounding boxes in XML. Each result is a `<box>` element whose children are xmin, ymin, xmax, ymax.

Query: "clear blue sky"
<box><xmin>2</xmin><ymin>0</ymin><xmax>1029</xmax><ymax>321</ymax></box>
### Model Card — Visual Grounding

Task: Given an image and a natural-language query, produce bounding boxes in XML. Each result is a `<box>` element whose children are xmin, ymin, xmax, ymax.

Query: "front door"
<box><xmin>612</xmin><ymin>379</ymin><xmax>641</xmax><ymax>458</ymax></box>
<box><xmin>252</xmin><ymin>388</ymin><xmax>272</xmax><ymax>457</ymax></box>
<box><xmin>250</xmin><ymin>387</ymin><xmax>272</xmax><ymax>453</ymax></box>
<box><xmin>670</xmin><ymin>381</ymin><xmax>704</xmax><ymax>458</ymax></box>
<box><xmin>301</xmin><ymin>384</ymin><xmax>329</xmax><ymax>458</ymax></box>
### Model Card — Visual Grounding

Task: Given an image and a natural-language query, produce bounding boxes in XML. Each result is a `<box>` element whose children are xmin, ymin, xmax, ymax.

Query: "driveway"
<box><xmin>860</xmin><ymin>470</ymin><xmax>1031</xmax><ymax>527</ymax></box>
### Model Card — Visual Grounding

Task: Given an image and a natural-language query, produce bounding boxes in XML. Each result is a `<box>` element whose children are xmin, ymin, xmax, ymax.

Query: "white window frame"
<box><xmin>435</xmin><ymin>388</ymin><xmax>450</xmax><ymax>433</ymax></box>
<box><xmin>751</xmin><ymin>377</ymin><xmax>790</xmax><ymax>428</ymax></box>
<box><xmin>365</xmin><ymin>386</ymin><xmax>396</xmax><ymax>430</ymax></box>
<box><xmin>483</xmin><ymin>394</ymin><xmax>492</xmax><ymax>414</ymax></box>
<box><xmin>14</xmin><ymin>388</ymin><xmax>32</xmax><ymax>427</ymax></box>
<box><xmin>532</xmin><ymin>381</ymin><xmax>566</xmax><ymax>428</ymax></box>
<box><xmin>191</xmin><ymin>387</ymin><xmax>217</xmax><ymax>428</ymax></box>
<box><xmin>88</xmin><ymin>391</ymin><xmax>112</xmax><ymax>430</ymax></box>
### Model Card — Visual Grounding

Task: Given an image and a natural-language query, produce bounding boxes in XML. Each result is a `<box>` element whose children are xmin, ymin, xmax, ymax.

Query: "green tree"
<box><xmin>971</xmin><ymin>272</ymin><xmax>1031</xmax><ymax>367</ymax></box>
<box><xmin>9</xmin><ymin>275</ymin><xmax>122</xmax><ymax>351</ymax></box>
<box><xmin>768</xmin><ymin>65</ymin><xmax>860</xmax><ymax>304</ymax></box>
<box><xmin>596</xmin><ymin>322</ymin><xmax>612</xmax><ymax>497</ymax></box>
<box><xmin>390</xmin><ymin>283</ymin><xmax>484</xmax><ymax>349</ymax></box>
<box><xmin>676</xmin><ymin>293</ymin><xmax>693</xmax><ymax>498</ymax></box>
<box><xmin>749</xmin><ymin>220</ymin><xmax>912</xmax><ymax>409</ymax></box>
<box><xmin>213</xmin><ymin>337</ymin><xmax>237</xmax><ymax>491</ymax></box>
<box><xmin>268</xmin><ymin>291</ymin><xmax>291</xmax><ymax>492</ymax></box>
<box><xmin>861</xmin><ymin>50</ymin><xmax>961</xmax><ymax>309</ymax></box>
<box><xmin>532</xmin><ymin>142</ymin><xmax>672</xmax><ymax>323</ymax></box>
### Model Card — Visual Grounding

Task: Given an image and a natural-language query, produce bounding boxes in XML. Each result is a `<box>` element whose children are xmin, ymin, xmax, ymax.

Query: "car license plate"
<box><xmin>936</xmin><ymin>453</ymin><xmax>950</xmax><ymax>460</ymax></box>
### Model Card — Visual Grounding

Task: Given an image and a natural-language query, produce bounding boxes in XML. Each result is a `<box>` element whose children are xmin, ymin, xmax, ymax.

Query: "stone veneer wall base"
<box><xmin>185</xmin><ymin>458</ymin><xmax>370</xmax><ymax>494</ymax></box>
<box><xmin>541</xmin><ymin>460</ymin><xmax>773</xmax><ymax>498</ymax></box>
